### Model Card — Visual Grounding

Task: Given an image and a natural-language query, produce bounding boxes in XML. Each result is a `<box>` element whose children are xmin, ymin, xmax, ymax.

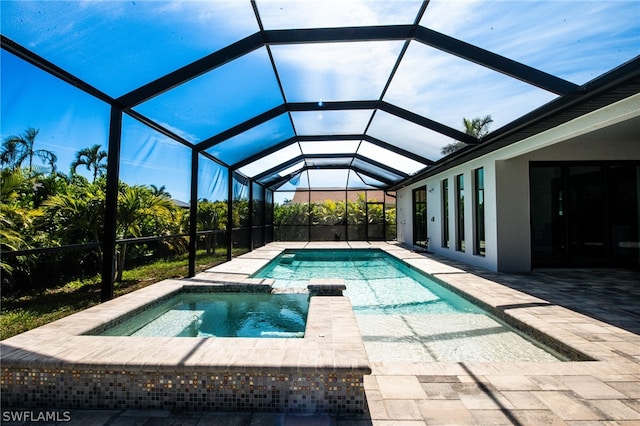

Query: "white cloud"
<box><xmin>5</xmin><ymin>0</ymin><xmax>637</xmax><ymax>193</ymax></box>
<box><xmin>420</xmin><ymin>0</ymin><xmax>482</xmax><ymax>34</ymax></box>
<box><xmin>292</xmin><ymin>110</ymin><xmax>372</xmax><ymax>135</ymax></box>
<box><xmin>358</xmin><ymin>141</ymin><xmax>427</xmax><ymax>174</ymax></box>
<box><xmin>272</xmin><ymin>41</ymin><xmax>403</xmax><ymax>102</ymax></box>
<box><xmin>151</xmin><ymin>1</ymin><xmax>258</xmax><ymax>36</ymax></box>
<box><xmin>300</xmin><ymin>140</ymin><xmax>361</xmax><ymax>154</ymax></box>
<box><xmin>368</xmin><ymin>110</ymin><xmax>450</xmax><ymax>161</ymax></box>
<box><xmin>239</xmin><ymin>143</ymin><xmax>302</xmax><ymax>177</ymax></box>
<box><xmin>256</xmin><ymin>0</ymin><xmax>423</xmax><ymax>29</ymax></box>
<box><xmin>261</xmin><ymin>1</ymin><xmax>420</xmax><ymax>103</ymax></box>
<box><xmin>421</xmin><ymin>0</ymin><xmax>640</xmax><ymax>83</ymax></box>
<box><xmin>384</xmin><ymin>40</ymin><xmax>558</xmax><ymax>132</ymax></box>
<box><xmin>150</xmin><ymin>120</ymin><xmax>201</xmax><ymax>144</ymax></box>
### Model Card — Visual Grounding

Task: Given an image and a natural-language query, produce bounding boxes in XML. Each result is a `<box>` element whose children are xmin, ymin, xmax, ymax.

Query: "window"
<box><xmin>474</xmin><ymin>168</ymin><xmax>485</xmax><ymax>256</ymax></box>
<box><xmin>456</xmin><ymin>174</ymin><xmax>465</xmax><ymax>251</ymax></box>
<box><xmin>442</xmin><ymin>179</ymin><xmax>449</xmax><ymax>248</ymax></box>
<box><xmin>413</xmin><ymin>187</ymin><xmax>428</xmax><ymax>247</ymax></box>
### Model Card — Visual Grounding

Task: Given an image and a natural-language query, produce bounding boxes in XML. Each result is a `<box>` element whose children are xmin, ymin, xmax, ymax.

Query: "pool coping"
<box><xmin>0</xmin><ymin>280</ymin><xmax>370</xmax><ymax>374</ymax></box>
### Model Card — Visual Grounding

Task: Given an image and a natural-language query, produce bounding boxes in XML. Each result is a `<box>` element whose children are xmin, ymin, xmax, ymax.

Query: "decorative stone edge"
<box><xmin>1</xmin><ymin>368</ymin><xmax>367</xmax><ymax>414</ymax></box>
<box><xmin>1</xmin><ymin>283</ymin><xmax>371</xmax><ymax>414</ymax></box>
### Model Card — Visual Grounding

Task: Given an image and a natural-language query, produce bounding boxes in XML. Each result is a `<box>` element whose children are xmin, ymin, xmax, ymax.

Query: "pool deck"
<box><xmin>3</xmin><ymin>241</ymin><xmax>640</xmax><ymax>425</ymax></box>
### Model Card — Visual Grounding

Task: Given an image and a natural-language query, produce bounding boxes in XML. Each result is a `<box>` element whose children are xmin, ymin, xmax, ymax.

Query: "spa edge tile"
<box><xmin>279</xmin><ymin>347</ymin><xmax>301</xmax><ymax>368</ymax></box>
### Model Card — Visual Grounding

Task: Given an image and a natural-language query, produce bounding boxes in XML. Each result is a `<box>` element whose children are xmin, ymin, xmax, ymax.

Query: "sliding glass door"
<box><xmin>530</xmin><ymin>162</ymin><xmax>639</xmax><ymax>268</ymax></box>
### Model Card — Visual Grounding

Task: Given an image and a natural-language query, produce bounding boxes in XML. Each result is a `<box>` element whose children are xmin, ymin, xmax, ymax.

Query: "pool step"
<box><xmin>281</xmin><ymin>253</ymin><xmax>296</xmax><ymax>264</ymax></box>
<box><xmin>260</xmin><ymin>331</ymin><xmax>305</xmax><ymax>338</ymax></box>
<box><xmin>131</xmin><ymin>310</ymin><xmax>205</xmax><ymax>337</ymax></box>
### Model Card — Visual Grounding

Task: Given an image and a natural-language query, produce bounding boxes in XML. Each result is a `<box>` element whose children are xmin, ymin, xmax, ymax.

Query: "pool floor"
<box><xmin>358</xmin><ymin>314</ymin><xmax>556</xmax><ymax>362</ymax></box>
<box><xmin>254</xmin><ymin>250</ymin><xmax>561</xmax><ymax>362</ymax></box>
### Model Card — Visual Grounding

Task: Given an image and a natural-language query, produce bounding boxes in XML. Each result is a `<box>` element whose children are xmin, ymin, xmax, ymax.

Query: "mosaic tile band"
<box><xmin>1</xmin><ymin>368</ymin><xmax>366</xmax><ymax>414</ymax></box>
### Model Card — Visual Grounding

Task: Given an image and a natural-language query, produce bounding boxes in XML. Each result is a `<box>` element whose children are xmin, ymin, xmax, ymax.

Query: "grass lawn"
<box><xmin>0</xmin><ymin>250</ymin><xmax>238</xmax><ymax>340</ymax></box>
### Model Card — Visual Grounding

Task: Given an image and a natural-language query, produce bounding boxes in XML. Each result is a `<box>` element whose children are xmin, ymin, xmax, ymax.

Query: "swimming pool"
<box><xmin>253</xmin><ymin>249</ymin><xmax>564</xmax><ymax>362</ymax></box>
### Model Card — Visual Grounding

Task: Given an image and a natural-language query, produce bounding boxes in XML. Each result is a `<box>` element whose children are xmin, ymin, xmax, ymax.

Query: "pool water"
<box><xmin>97</xmin><ymin>293</ymin><xmax>308</xmax><ymax>338</ymax></box>
<box><xmin>254</xmin><ymin>249</ymin><xmax>564</xmax><ymax>362</ymax></box>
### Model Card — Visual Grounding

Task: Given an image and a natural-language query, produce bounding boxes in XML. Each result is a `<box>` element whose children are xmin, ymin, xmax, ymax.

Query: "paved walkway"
<box><xmin>3</xmin><ymin>242</ymin><xmax>639</xmax><ymax>425</ymax></box>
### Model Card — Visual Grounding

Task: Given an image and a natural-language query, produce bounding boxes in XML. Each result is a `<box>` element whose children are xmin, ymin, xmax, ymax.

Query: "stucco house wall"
<box><xmin>396</xmin><ymin>93</ymin><xmax>640</xmax><ymax>272</ymax></box>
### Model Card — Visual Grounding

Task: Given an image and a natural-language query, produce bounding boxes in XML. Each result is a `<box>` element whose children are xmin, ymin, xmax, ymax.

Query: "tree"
<box><xmin>441</xmin><ymin>115</ymin><xmax>493</xmax><ymax>156</ymax></box>
<box><xmin>0</xmin><ymin>168</ymin><xmax>49</xmax><ymax>285</ymax></box>
<box><xmin>274</xmin><ymin>201</ymin><xmax>309</xmax><ymax>240</ymax></box>
<box><xmin>114</xmin><ymin>185</ymin><xmax>178</xmax><ymax>281</ymax></box>
<box><xmin>71</xmin><ymin>144</ymin><xmax>107</xmax><ymax>182</ymax></box>
<box><xmin>346</xmin><ymin>193</ymin><xmax>367</xmax><ymax>226</ymax></box>
<box><xmin>384</xmin><ymin>203</ymin><xmax>397</xmax><ymax>241</ymax></box>
<box><xmin>1</xmin><ymin>128</ymin><xmax>57</xmax><ymax>175</ymax></box>
<box><xmin>233</xmin><ymin>198</ymin><xmax>250</xmax><ymax>228</ymax></box>
<box><xmin>150</xmin><ymin>184</ymin><xmax>170</xmax><ymax>198</ymax></box>
<box><xmin>311</xmin><ymin>199</ymin><xmax>345</xmax><ymax>226</ymax></box>
<box><xmin>42</xmin><ymin>181</ymin><xmax>105</xmax><ymax>245</ymax></box>
<box><xmin>463</xmin><ymin>116</ymin><xmax>493</xmax><ymax>138</ymax></box>
<box><xmin>197</xmin><ymin>199</ymin><xmax>225</xmax><ymax>254</ymax></box>
<box><xmin>1</xmin><ymin>169</ymin><xmax>33</xmax><ymax>277</ymax></box>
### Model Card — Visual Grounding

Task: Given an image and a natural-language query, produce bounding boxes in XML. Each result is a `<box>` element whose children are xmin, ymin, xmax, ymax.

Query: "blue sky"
<box><xmin>1</xmin><ymin>0</ymin><xmax>639</xmax><ymax>202</ymax></box>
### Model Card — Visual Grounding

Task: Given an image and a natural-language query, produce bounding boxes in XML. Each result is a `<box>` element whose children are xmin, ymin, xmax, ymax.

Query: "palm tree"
<box><xmin>71</xmin><ymin>144</ymin><xmax>107</xmax><ymax>182</ymax></box>
<box><xmin>0</xmin><ymin>169</ymin><xmax>39</xmax><ymax>278</ymax></box>
<box><xmin>150</xmin><ymin>184</ymin><xmax>170</xmax><ymax>198</ymax></box>
<box><xmin>441</xmin><ymin>115</ymin><xmax>494</xmax><ymax>156</ymax></box>
<box><xmin>42</xmin><ymin>183</ymin><xmax>105</xmax><ymax>245</ymax></box>
<box><xmin>0</xmin><ymin>138</ymin><xmax>20</xmax><ymax>170</ymax></box>
<box><xmin>463</xmin><ymin>116</ymin><xmax>493</xmax><ymax>138</ymax></box>
<box><xmin>1</xmin><ymin>128</ymin><xmax>57</xmax><ymax>175</ymax></box>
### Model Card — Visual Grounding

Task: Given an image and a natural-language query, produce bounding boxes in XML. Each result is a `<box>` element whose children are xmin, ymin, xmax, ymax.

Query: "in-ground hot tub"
<box><xmin>1</xmin><ymin>280</ymin><xmax>370</xmax><ymax>414</ymax></box>
<box><xmin>89</xmin><ymin>292</ymin><xmax>309</xmax><ymax>338</ymax></box>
